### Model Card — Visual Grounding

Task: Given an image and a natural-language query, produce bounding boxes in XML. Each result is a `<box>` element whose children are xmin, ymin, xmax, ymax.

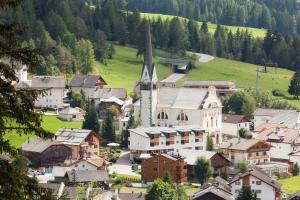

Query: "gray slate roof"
<box><xmin>253</xmin><ymin>108</ymin><xmax>293</xmax><ymax>116</ymax></box>
<box><xmin>55</xmin><ymin>128</ymin><xmax>92</xmax><ymax>145</ymax></box>
<box><xmin>31</xmin><ymin>76</ymin><xmax>65</xmax><ymax>88</ymax></box>
<box><xmin>192</xmin><ymin>185</ymin><xmax>234</xmax><ymax>200</ymax></box>
<box><xmin>66</xmin><ymin>170</ymin><xmax>109</xmax><ymax>182</ymax></box>
<box><xmin>20</xmin><ymin>138</ymin><xmax>58</xmax><ymax>153</ymax></box>
<box><xmin>269</xmin><ymin>110</ymin><xmax>300</xmax><ymax>129</ymax></box>
<box><xmin>222</xmin><ymin>114</ymin><xmax>249</xmax><ymax>124</ymax></box>
<box><xmin>92</xmin><ymin>88</ymin><xmax>127</xmax><ymax>100</ymax></box>
<box><xmin>117</xmin><ymin>193</ymin><xmax>145</xmax><ymax>200</ymax></box>
<box><xmin>184</xmin><ymin>80</ymin><xmax>236</xmax><ymax>88</ymax></box>
<box><xmin>220</xmin><ymin>138</ymin><xmax>271</xmax><ymax>151</ymax></box>
<box><xmin>69</xmin><ymin>75</ymin><xmax>106</xmax><ymax>88</ymax></box>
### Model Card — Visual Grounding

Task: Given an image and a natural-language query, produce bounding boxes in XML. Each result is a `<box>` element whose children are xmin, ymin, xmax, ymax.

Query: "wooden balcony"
<box><xmin>247</xmin><ymin>155</ymin><xmax>269</xmax><ymax>160</ymax></box>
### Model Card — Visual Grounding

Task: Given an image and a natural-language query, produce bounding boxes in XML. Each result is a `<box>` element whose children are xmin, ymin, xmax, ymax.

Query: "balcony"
<box><xmin>181</xmin><ymin>140</ymin><xmax>189</xmax><ymax>145</ymax></box>
<box><xmin>166</xmin><ymin>141</ymin><xmax>175</xmax><ymax>146</ymax></box>
<box><xmin>150</xmin><ymin>142</ymin><xmax>159</xmax><ymax>147</ymax></box>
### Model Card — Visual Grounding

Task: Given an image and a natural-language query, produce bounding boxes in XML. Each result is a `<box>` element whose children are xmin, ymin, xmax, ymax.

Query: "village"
<box><xmin>5</xmin><ymin>25</ymin><xmax>300</xmax><ymax>200</ymax></box>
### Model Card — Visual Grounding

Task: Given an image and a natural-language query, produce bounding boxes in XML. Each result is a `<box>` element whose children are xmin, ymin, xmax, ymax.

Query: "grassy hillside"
<box><xmin>5</xmin><ymin>116</ymin><xmax>82</xmax><ymax>148</ymax></box>
<box><xmin>94</xmin><ymin>45</ymin><xmax>172</xmax><ymax>92</ymax></box>
<box><xmin>140</xmin><ymin>12</ymin><xmax>267</xmax><ymax>38</ymax></box>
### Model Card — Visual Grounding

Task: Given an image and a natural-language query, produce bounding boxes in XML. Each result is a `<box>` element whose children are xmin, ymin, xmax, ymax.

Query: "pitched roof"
<box><xmin>253</xmin><ymin>108</ymin><xmax>292</xmax><ymax>116</ymax></box>
<box><xmin>184</xmin><ymin>80</ymin><xmax>236</xmax><ymax>88</ymax></box>
<box><xmin>192</xmin><ymin>185</ymin><xmax>234</xmax><ymax>200</ymax></box>
<box><xmin>31</xmin><ymin>76</ymin><xmax>65</xmax><ymax>88</ymax></box>
<box><xmin>66</xmin><ymin>170</ymin><xmax>109</xmax><ymax>182</ymax></box>
<box><xmin>92</xmin><ymin>88</ymin><xmax>127</xmax><ymax>100</ymax></box>
<box><xmin>256</xmin><ymin>127</ymin><xmax>300</xmax><ymax>144</ymax></box>
<box><xmin>229</xmin><ymin>168</ymin><xmax>281</xmax><ymax>190</ymax></box>
<box><xmin>20</xmin><ymin>138</ymin><xmax>61</xmax><ymax>153</ymax></box>
<box><xmin>117</xmin><ymin>193</ymin><xmax>145</xmax><ymax>200</ymax></box>
<box><xmin>255</xmin><ymin>123</ymin><xmax>288</xmax><ymax>133</ymax></box>
<box><xmin>55</xmin><ymin>128</ymin><xmax>94</xmax><ymax>145</ymax></box>
<box><xmin>52</xmin><ymin>166</ymin><xmax>71</xmax><ymax>177</ymax></box>
<box><xmin>220</xmin><ymin>138</ymin><xmax>272</xmax><ymax>151</ymax></box>
<box><xmin>287</xmin><ymin>191</ymin><xmax>300</xmax><ymax>200</ymax></box>
<box><xmin>202</xmin><ymin>176</ymin><xmax>231</xmax><ymax>192</ymax></box>
<box><xmin>269</xmin><ymin>111</ymin><xmax>300</xmax><ymax>129</ymax></box>
<box><xmin>69</xmin><ymin>75</ymin><xmax>106</xmax><ymax>88</ymax></box>
<box><xmin>65</xmin><ymin>155</ymin><xmax>107</xmax><ymax>168</ymax></box>
<box><xmin>142</xmin><ymin>23</ymin><xmax>155</xmax><ymax>80</ymax></box>
<box><xmin>176</xmin><ymin>149</ymin><xmax>220</xmax><ymax>165</ymax></box>
<box><xmin>222</xmin><ymin>114</ymin><xmax>249</xmax><ymax>124</ymax></box>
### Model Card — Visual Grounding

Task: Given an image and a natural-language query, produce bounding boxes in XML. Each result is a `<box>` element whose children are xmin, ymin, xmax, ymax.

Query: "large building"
<box><xmin>133</xmin><ymin>24</ymin><xmax>222</xmax><ymax>143</ymax></box>
<box><xmin>129</xmin><ymin>125</ymin><xmax>206</xmax><ymax>160</ymax></box>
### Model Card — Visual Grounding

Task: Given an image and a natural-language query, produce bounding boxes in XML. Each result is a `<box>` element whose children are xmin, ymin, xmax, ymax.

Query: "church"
<box><xmin>133</xmin><ymin>24</ymin><xmax>223</xmax><ymax>144</ymax></box>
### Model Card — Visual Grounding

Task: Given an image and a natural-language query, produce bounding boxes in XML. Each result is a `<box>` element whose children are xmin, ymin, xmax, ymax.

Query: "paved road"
<box><xmin>108</xmin><ymin>151</ymin><xmax>140</xmax><ymax>177</ymax></box>
<box><xmin>197</xmin><ymin>53</ymin><xmax>214</xmax><ymax>63</ymax></box>
<box><xmin>161</xmin><ymin>73</ymin><xmax>185</xmax><ymax>83</ymax></box>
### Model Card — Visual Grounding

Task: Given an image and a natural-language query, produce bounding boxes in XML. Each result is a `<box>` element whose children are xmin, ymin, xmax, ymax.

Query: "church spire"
<box><xmin>144</xmin><ymin>22</ymin><xmax>153</xmax><ymax>72</ymax></box>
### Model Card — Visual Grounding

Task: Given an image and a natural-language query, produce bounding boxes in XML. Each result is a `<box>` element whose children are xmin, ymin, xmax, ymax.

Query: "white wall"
<box><xmin>69</xmin><ymin>160</ymin><xmax>97</xmax><ymax>171</ymax></box>
<box><xmin>35</xmin><ymin>88</ymin><xmax>64</xmax><ymax>109</ymax></box>
<box><xmin>269</xmin><ymin>142</ymin><xmax>292</xmax><ymax>160</ymax></box>
<box><xmin>290</xmin><ymin>155</ymin><xmax>300</xmax><ymax>165</ymax></box>
<box><xmin>59</xmin><ymin>113</ymin><xmax>83</xmax><ymax>121</ymax></box>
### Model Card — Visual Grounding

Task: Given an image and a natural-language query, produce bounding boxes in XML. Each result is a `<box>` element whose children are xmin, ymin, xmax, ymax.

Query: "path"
<box><xmin>197</xmin><ymin>53</ymin><xmax>215</xmax><ymax>63</ymax></box>
<box><xmin>108</xmin><ymin>151</ymin><xmax>140</xmax><ymax>177</ymax></box>
<box><xmin>160</xmin><ymin>73</ymin><xmax>185</xmax><ymax>83</ymax></box>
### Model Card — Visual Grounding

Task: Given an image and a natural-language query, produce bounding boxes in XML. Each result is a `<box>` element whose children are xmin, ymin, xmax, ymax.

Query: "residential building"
<box><xmin>55</xmin><ymin>128</ymin><xmax>101</xmax><ymax>159</ymax></box>
<box><xmin>287</xmin><ymin>191</ymin><xmax>300</xmax><ymax>200</ymax></box>
<box><xmin>134</xmin><ymin>25</ymin><xmax>223</xmax><ymax>144</ymax></box>
<box><xmin>192</xmin><ymin>184</ymin><xmax>234</xmax><ymax>200</ymax></box>
<box><xmin>58</xmin><ymin>107</ymin><xmax>85</xmax><ymax>121</ymax></box>
<box><xmin>65</xmin><ymin>170</ymin><xmax>109</xmax><ymax>185</ymax></box>
<box><xmin>69</xmin><ymin>75</ymin><xmax>107</xmax><ymax>99</ymax></box>
<box><xmin>141</xmin><ymin>154</ymin><xmax>188</xmax><ymax>183</ymax></box>
<box><xmin>253</xmin><ymin>108</ymin><xmax>299</xmax><ymax>129</ymax></box>
<box><xmin>183</xmin><ymin>80</ymin><xmax>238</xmax><ymax>97</ymax></box>
<box><xmin>229</xmin><ymin>168</ymin><xmax>282</xmax><ymax>200</ymax></box>
<box><xmin>64</xmin><ymin>155</ymin><xmax>107</xmax><ymax>170</ymax></box>
<box><xmin>175</xmin><ymin>149</ymin><xmax>230</xmax><ymax>176</ymax></box>
<box><xmin>222</xmin><ymin>114</ymin><xmax>250</xmax><ymax>138</ymax></box>
<box><xmin>289</xmin><ymin>151</ymin><xmax>300</xmax><ymax>166</ymax></box>
<box><xmin>220</xmin><ymin>138</ymin><xmax>272</xmax><ymax>165</ymax></box>
<box><xmin>129</xmin><ymin>125</ymin><xmax>206</xmax><ymax>160</ymax></box>
<box><xmin>253</xmin><ymin>163</ymin><xmax>289</xmax><ymax>179</ymax></box>
<box><xmin>20</xmin><ymin>138</ymin><xmax>73</xmax><ymax>167</ymax></box>
<box><xmin>256</xmin><ymin>126</ymin><xmax>300</xmax><ymax>162</ymax></box>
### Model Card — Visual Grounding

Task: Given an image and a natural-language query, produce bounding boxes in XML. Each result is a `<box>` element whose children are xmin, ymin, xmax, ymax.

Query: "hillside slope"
<box><xmin>140</xmin><ymin>13</ymin><xmax>267</xmax><ymax>38</ymax></box>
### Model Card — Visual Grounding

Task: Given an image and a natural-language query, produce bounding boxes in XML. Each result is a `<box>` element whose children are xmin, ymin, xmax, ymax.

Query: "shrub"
<box><xmin>272</xmin><ymin>89</ymin><xmax>284</xmax><ymax>97</ymax></box>
<box><xmin>116</xmin><ymin>174</ymin><xmax>141</xmax><ymax>183</ymax></box>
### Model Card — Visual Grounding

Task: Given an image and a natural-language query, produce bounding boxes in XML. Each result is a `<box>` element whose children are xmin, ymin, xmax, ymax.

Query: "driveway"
<box><xmin>108</xmin><ymin>151</ymin><xmax>140</xmax><ymax>177</ymax></box>
<box><xmin>161</xmin><ymin>73</ymin><xmax>185</xmax><ymax>83</ymax></box>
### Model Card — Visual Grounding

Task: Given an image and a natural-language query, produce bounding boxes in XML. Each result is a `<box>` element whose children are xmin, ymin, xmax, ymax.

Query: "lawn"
<box><xmin>140</xmin><ymin>12</ymin><xmax>267</xmax><ymax>38</ymax></box>
<box><xmin>4</xmin><ymin>115</ymin><xmax>82</xmax><ymax>148</ymax></box>
<box><xmin>278</xmin><ymin>176</ymin><xmax>300</xmax><ymax>195</ymax></box>
<box><xmin>94</xmin><ymin>45</ymin><xmax>172</xmax><ymax>92</ymax></box>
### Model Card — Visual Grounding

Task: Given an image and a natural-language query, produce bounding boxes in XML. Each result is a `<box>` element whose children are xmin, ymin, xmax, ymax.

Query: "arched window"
<box><xmin>157</xmin><ymin>112</ymin><xmax>168</xmax><ymax>120</ymax></box>
<box><xmin>177</xmin><ymin>113</ymin><xmax>188</xmax><ymax>121</ymax></box>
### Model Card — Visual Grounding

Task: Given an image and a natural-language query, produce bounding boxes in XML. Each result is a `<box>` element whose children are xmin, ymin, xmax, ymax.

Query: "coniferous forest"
<box><xmin>2</xmin><ymin>0</ymin><xmax>300</xmax><ymax>77</ymax></box>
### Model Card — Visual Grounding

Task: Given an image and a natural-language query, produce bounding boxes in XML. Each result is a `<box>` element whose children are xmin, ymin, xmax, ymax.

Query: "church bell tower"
<box><xmin>140</xmin><ymin>23</ymin><xmax>158</xmax><ymax>127</ymax></box>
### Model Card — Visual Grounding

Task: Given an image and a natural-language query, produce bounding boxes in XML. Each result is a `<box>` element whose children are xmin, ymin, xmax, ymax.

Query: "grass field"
<box><xmin>140</xmin><ymin>12</ymin><xmax>267</xmax><ymax>38</ymax></box>
<box><xmin>94</xmin><ymin>45</ymin><xmax>172</xmax><ymax>92</ymax></box>
<box><xmin>278</xmin><ymin>176</ymin><xmax>300</xmax><ymax>195</ymax></box>
<box><xmin>4</xmin><ymin>116</ymin><xmax>82</xmax><ymax>148</ymax></box>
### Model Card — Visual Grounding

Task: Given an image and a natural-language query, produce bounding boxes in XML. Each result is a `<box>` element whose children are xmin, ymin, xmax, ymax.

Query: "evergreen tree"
<box><xmin>237</xmin><ymin>186</ymin><xmax>258</xmax><ymax>200</ymax></box>
<box><xmin>121</xmin><ymin>114</ymin><xmax>137</xmax><ymax>147</ymax></box>
<box><xmin>102</xmin><ymin>108</ymin><xmax>116</xmax><ymax>142</ymax></box>
<box><xmin>162</xmin><ymin>171</ymin><xmax>173</xmax><ymax>184</ymax></box>
<box><xmin>206</xmin><ymin>134</ymin><xmax>214</xmax><ymax>151</ymax></box>
<box><xmin>288</xmin><ymin>70</ymin><xmax>300</xmax><ymax>99</ymax></box>
<box><xmin>82</xmin><ymin>102</ymin><xmax>100</xmax><ymax>134</ymax></box>
<box><xmin>168</xmin><ymin>17</ymin><xmax>187</xmax><ymax>53</ymax></box>
<box><xmin>200</xmin><ymin>21</ymin><xmax>209</xmax><ymax>34</ymax></box>
<box><xmin>193</xmin><ymin>156</ymin><xmax>214</xmax><ymax>185</ymax></box>
<box><xmin>293</xmin><ymin>163</ymin><xmax>299</xmax><ymax>176</ymax></box>
<box><xmin>75</xmin><ymin>39</ymin><xmax>95</xmax><ymax>74</ymax></box>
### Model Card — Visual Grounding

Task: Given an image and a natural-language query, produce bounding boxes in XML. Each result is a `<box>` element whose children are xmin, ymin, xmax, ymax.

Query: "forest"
<box><xmin>1</xmin><ymin>0</ymin><xmax>299</xmax><ymax>77</ymax></box>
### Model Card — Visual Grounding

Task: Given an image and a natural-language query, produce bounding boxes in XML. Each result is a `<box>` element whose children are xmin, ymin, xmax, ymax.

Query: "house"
<box><xmin>55</xmin><ymin>128</ymin><xmax>101</xmax><ymax>159</ymax></box>
<box><xmin>52</xmin><ymin>166</ymin><xmax>71</xmax><ymax>183</ymax></box>
<box><xmin>222</xmin><ymin>114</ymin><xmax>250</xmax><ymax>138</ymax></box>
<box><xmin>287</xmin><ymin>191</ymin><xmax>300</xmax><ymax>200</ymax></box>
<box><xmin>252</xmin><ymin>162</ymin><xmax>289</xmax><ymax>179</ymax></box>
<box><xmin>229</xmin><ymin>168</ymin><xmax>282</xmax><ymax>200</ymax></box>
<box><xmin>192</xmin><ymin>184</ymin><xmax>234</xmax><ymax>200</ymax></box>
<box><xmin>183</xmin><ymin>80</ymin><xmax>238</xmax><ymax>97</ymax></box>
<box><xmin>256</xmin><ymin>126</ymin><xmax>300</xmax><ymax>162</ymax></box>
<box><xmin>202</xmin><ymin>176</ymin><xmax>231</xmax><ymax>192</ymax></box>
<box><xmin>65</xmin><ymin>169</ymin><xmax>109</xmax><ymax>185</ymax></box>
<box><xmin>129</xmin><ymin>125</ymin><xmax>206</xmax><ymax>161</ymax></box>
<box><xmin>64</xmin><ymin>155</ymin><xmax>107</xmax><ymax>170</ymax></box>
<box><xmin>289</xmin><ymin>151</ymin><xmax>300</xmax><ymax>166</ymax></box>
<box><xmin>69</xmin><ymin>75</ymin><xmax>107</xmax><ymax>99</ymax></box>
<box><xmin>176</xmin><ymin>149</ymin><xmax>230</xmax><ymax>176</ymax></box>
<box><xmin>115</xmin><ymin>193</ymin><xmax>145</xmax><ymax>200</ymax></box>
<box><xmin>220</xmin><ymin>138</ymin><xmax>273</xmax><ymax>165</ymax></box>
<box><xmin>58</xmin><ymin>107</ymin><xmax>85</xmax><ymax>121</ymax></box>
<box><xmin>133</xmin><ymin>24</ymin><xmax>223</xmax><ymax>144</ymax></box>
<box><xmin>20</xmin><ymin>138</ymin><xmax>73</xmax><ymax>167</ymax></box>
<box><xmin>253</xmin><ymin>108</ymin><xmax>298</xmax><ymax>129</ymax></box>
<box><xmin>141</xmin><ymin>154</ymin><xmax>187</xmax><ymax>184</ymax></box>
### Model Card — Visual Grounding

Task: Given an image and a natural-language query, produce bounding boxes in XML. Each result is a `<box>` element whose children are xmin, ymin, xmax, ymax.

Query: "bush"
<box><xmin>272</xmin><ymin>89</ymin><xmax>284</xmax><ymax>97</ymax></box>
<box><xmin>116</xmin><ymin>174</ymin><xmax>141</xmax><ymax>183</ymax></box>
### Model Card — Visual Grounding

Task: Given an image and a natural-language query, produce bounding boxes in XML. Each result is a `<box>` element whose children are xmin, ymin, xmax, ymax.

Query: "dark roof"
<box><xmin>229</xmin><ymin>168</ymin><xmax>281</xmax><ymax>190</ymax></box>
<box><xmin>222</xmin><ymin>114</ymin><xmax>249</xmax><ymax>124</ymax></box>
<box><xmin>31</xmin><ymin>76</ymin><xmax>65</xmax><ymax>88</ymax></box>
<box><xmin>192</xmin><ymin>185</ymin><xmax>234</xmax><ymax>200</ymax></box>
<box><xmin>92</xmin><ymin>88</ymin><xmax>127</xmax><ymax>100</ymax></box>
<box><xmin>117</xmin><ymin>193</ymin><xmax>145</xmax><ymax>200</ymax></box>
<box><xmin>202</xmin><ymin>176</ymin><xmax>231</xmax><ymax>192</ymax></box>
<box><xmin>20</xmin><ymin>138</ymin><xmax>62</xmax><ymax>153</ymax></box>
<box><xmin>69</xmin><ymin>75</ymin><xmax>107</xmax><ymax>88</ymax></box>
<box><xmin>66</xmin><ymin>170</ymin><xmax>109</xmax><ymax>183</ymax></box>
<box><xmin>287</xmin><ymin>190</ymin><xmax>300</xmax><ymax>200</ymax></box>
<box><xmin>39</xmin><ymin>183</ymin><xmax>77</xmax><ymax>199</ymax></box>
<box><xmin>142</xmin><ymin>23</ymin><xmax>155</xmax><ymax>80</ymax></box>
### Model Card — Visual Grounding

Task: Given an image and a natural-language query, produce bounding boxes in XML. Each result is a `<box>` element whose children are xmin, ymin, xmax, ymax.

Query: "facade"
<box><xmin>229</xmin><ymin>168</ymin><xmax>282</xmax><ymax>200</ymax></box>
<box><xmin>289</xmin><ymin>151</ymin><xmax>300</xmax><ymax>165</ymax></box>
<box><xmin>55</xmin><ymin>128</ymin><xmax>101</xmax><ymax>159</ymax></box>
<box><xmin>65</xmin><ymin>155</ymin><xmax>107</xmax><ymax>170</ymax></box>
<box><xmin>220</xmin><ymin>138</ymin><xmax>273</xmax><ymax>165</ymax></box>
<box><xmin>192</xmin><ymin>184</ymin><xmax>234</xmax><ymax>200</ymax></box>
<box><xmin>134</xmin><ymin>24</ymin><xmax>223</xmax><ymax>144</ymax></box>
<box><xmin>69</xmin><ymin>75</ymin><xmax>107</xmax><ymax>99</ymax></box>
<box><xmin>141</xmin><ymin>154</ymin><xmax>187</xmax><ymax>183</ymax></box>
<box><xmin>129</xmin><ymin>125</ymin><xmax>206</xmax><ymax>160</ymax></box>
<box><xmin>59</xmin><ymin>107</ymin><xmax>85</xmax><ymax>121</ymax></box>
<box><xmin>183</xmin><ymin>80</ymin><xmax>238</xmax><ymax>97</ymax></box>
<box><xmin>222</xmin><ymin>114</ymin><xmax>250</xmax><ymax>138</ymax></box>
<box><xmin>20</xmin><ymin>138</ymin><xmax>72</xmax><ymax>167</ymax></box>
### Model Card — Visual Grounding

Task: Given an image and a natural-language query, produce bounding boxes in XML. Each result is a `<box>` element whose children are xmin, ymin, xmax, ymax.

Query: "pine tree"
<box><xmin>293</xmin><ymin>163</ymin><xmax>299</xmax><ymax>176</ymax></box>
<box><xmin>102</xmin><ymin>108</ymin><xmax>116</xmax><ymax>142</ymax></box>
<box><xmin>237</xmin><ymin>186</ymin><xmax>258</xmax><ymax>200</ymax></box>
<box><xmin>288</xmin><ymin>70</ymin><xmax>300</xmax><ymax>99</ymax></box>
<box><xmin>82</xmin><ymin>102</ymin><xmax>100</xmax><ymax>134</ymax></box>
<box><xmin>206</xmin><ymin>134</ymin><xmax>214</xmax><ymax>151</ymax></box>
<box><xmin>193</xmin><ymin>156</ymin><xmax>214</xmax><ymax>185</ymax></box>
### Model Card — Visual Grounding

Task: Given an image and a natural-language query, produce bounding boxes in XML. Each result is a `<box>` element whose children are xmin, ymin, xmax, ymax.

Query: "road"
<box><xmin>197</xmin><ymin>53</ymin><xmax>214</xmax><ymax>63</ymax></box>
<box><xmin>160</xmin><ymin>73</ymin><xmax>185</xmax><ymax>83</ymax></box>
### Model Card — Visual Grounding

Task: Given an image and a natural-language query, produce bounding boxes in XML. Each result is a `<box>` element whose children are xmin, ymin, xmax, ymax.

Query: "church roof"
<box><xmin>141</xmin><ymin>23</ymin><xmax>155</xmax><ymax>80</ymax></box>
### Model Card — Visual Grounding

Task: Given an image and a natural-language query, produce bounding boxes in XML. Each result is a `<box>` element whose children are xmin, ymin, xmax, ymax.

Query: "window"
<box><xmin>255</xmin><ymin>190</ymin><xmax>261</xmax><ymax>194</ymax></box>
<box><xmin>158</xmin><ymin>112</ymin><xmax>168</xmax><ymax>120</ymax></box>
<box><xmin>177</xmin><ymin>113</ymin><xmax>188</xmax><ymax>121</ymax></box>
<box><xmin>235</xmin><ymin>181</ymin><xmax>240</xmax><ymax>185</ymax></box>
<box><xmin>263</xmin><ymin>152</ymin><xmax>267</xmax><ymax>155</ymax></box>
<box><xmin>154</xmin><ymin>167</ymin><xmax>157</xmax><ymax>171</ymax></box>
<box><xmin>256</xmin><ymin>181</ymin><xmax>261</xmax><ymax>185</ymax></box>
<box><xmin>235</xmin><ymin>190</ymin><xmax>239</xmax><ymax>194</ymax></box>
<box><xmin>82</xmin><ymin>164</ymin><xmax>85</xmax><ymax>168</ymax></box>
<box><xmin>256</xmin><ymin>152</ymin><xmax>259</xmax><ymax>156</ymax></box>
